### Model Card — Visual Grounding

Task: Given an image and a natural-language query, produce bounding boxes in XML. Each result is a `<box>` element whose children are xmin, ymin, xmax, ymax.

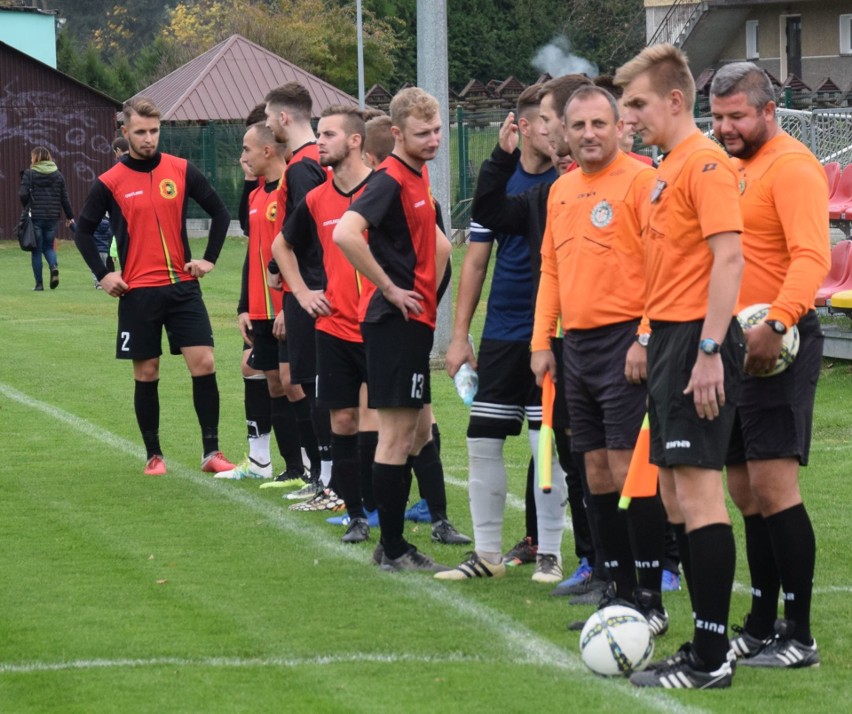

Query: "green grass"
<box><xmin>1</xmin><ymin>238</ymin><xmax>851</xmax><ymax>712</ymax></box>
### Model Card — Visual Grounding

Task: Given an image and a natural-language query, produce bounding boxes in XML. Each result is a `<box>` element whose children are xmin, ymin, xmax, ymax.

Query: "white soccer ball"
<box><xmin>579</xmin><ymin>605</ymin><xmax>654</xmax><ymax>676</ymax></box>
<box><xmin>736</xmin><ymin>303</ymin><xmax>800</xmax><ymax>376</ymax></box>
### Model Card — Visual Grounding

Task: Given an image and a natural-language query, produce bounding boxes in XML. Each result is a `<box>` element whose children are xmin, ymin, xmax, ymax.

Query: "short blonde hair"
<box><xmin>614</xmin><ymin>44</ymin><xmax>695</xmax><ymax>111</ymax></box>
<box><xmin>389</xmin><ymin>87</ymin><xmax>439</xmax><ymax>130</ymax></box>
<box><xmin>123</xmin><ymin>96</ymin><xmax>161</xmax><ymax>124</ymax></box>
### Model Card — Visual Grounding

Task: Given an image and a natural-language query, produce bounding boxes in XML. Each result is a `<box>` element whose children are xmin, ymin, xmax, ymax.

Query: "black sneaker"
<box><xmin>630</xmin><ymin>646</ymin><xmax>734</xmax><ymax>689</ymax></box>
<box><xmin>49</xmin><ymin>267</ymin><xmax>59</xmax><ymax>289</ymax></box>
<box><xmin>502</xmin><ymin>536</ymin><xmax>537</xmax><ymax>566</ymax></box>
<box><xmin>371</xmin><ymin>542</ymin><xmax>384</xmax><ymax>566</ymax></box>
<box><xmin>643</xmin><ymin>641</ymin><xmax>694</xmax><ymax>672</ymax></box>
<box><xmin>33</xmin><ymin>283</ymin><xmax>44</xmax><ymax>291</ymax></box>
<box><xmin>739</xmin><ymin>618</ymin><xmax>820</xmax><ymax>669</ymax></box>
<box><xmin>729</xmin><ymin>613</ymin><xmax>771</xmax><ymax>660</ymax></box>
<box><xmin>342</xmin><ymin>518</ymin><xmax>370</xmax><ymax>543</ymax></box>
<box><xmin>380</xmin><ymin>546</ymin><xmax>449</xmax><ymax>573</ymax></box>
<box><xmin>634</xmin><ymin>586</ymin><xmax>669</xmax><ymax>637</ymax></box>
<box><xmin>431</xmin><ymin>519</ymin><xmax>472</xmax><ymax>545</ymax></box>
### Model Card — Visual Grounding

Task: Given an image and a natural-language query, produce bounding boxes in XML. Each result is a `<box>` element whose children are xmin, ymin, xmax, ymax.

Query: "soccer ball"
<box><xmin>736</xmin><ymin>303</ymin><xmax>800</xmax><ymax>376</ymax></box>
<box><xmin>579</xmin><ymin>605</ymin><xmax>654</xmax><ymax>676</ymax></box>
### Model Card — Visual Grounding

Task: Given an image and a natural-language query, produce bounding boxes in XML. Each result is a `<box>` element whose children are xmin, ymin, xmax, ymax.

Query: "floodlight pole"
<box><xmin>417</xmin><ymin>0</ymin><xmax>451</xmax><ymax>357</ymax></box>
<box><xmin>356</xmin><ymin>0</ymin><xmax>365</xmax><ymax>108</ymax></box>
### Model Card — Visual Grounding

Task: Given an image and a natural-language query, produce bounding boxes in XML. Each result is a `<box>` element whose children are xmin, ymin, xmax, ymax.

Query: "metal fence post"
<box><xmin>457</xmin><ymin>105</ymin><xmax>467</xmax><ymax>208</ymax></box>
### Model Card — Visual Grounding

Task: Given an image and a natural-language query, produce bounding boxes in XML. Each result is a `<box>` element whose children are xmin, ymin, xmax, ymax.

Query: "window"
<box><xmin>841</xmin><ymin>14</ymin><xmax>852</xmax><ymax>55</ymax></box>
<box><xmin>746</xmin><ymin>20</ymin><xmax>759</xmax><ymax>59</ymax></box>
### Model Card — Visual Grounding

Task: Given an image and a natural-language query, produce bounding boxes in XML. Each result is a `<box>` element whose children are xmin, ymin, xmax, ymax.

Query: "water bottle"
<box><xmin>454</xmin><ymin>363</ymin><xmax>478</xmax><ymax>406</ymax></box>
<box><xmin>453</xmin><ymin>334</ymin><xmax>478</xmax><ymax>406</ymax></box>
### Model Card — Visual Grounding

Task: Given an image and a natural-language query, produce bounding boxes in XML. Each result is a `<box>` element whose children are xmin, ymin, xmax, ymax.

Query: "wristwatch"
<box><xmin>765</xmin><ymin>319</ymin><xmax>787</xmax><ymax>335</ymax></box>
<box><xmin>635</xmin><ymin>333</ymin><xmax>650</xmax><ymax>347</ymax></box>
<box><xmin>698</xmin><ymin>338</ymin><xmax>721</xmax><ymax>355</ymax></box>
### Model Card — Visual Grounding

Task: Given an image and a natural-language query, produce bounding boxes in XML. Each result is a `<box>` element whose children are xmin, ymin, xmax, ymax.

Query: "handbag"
<box><xmin>15</xmin><ymin>209</ymin><xmax>36</xmax><ymax>252</ymax></box>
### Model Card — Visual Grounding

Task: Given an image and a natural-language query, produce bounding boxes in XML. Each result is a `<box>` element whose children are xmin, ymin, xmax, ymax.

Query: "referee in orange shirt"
<box><xmin>711</xmin><ymin>62</ymin><xmax>829</xmax><ymax>669</ymax></box>
<box><xmin>616</xmin><ymin>44</ymin><xmax>745</xmax><ymax>689</ymax></box>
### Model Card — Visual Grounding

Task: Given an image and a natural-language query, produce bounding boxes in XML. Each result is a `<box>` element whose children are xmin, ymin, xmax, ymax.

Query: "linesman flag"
<box><xmin>618</xmin><ymin>413</ymin><xmax>658</xmax><ymax>509</ymax></box>
<box><xmin>537</xmin><ymin>372</ymin><xmax>556</xmax><ymax>493</ymax></box>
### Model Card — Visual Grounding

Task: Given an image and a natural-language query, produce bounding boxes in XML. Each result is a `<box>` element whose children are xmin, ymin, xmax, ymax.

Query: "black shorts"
<box><xmin>361</xmin><ymin>316</ymin><xmax>432</xmax><ymax>409</ymax></box>
<box><xmin>316</xmin><ymin>330</ymin><xmax>367</xmax><ymax>409</ymax></box>
<box><xmin>284</xmin><ymin>292</ymin><xmax>316</xmax><ymax>384</ymax></box>
<box><xmin>726</xmin><ymin>311</ymin><xmax>822</xmax><ymax>466</ymax></box>
<box><xmin>647</xmin><ymin>318</ymin><xmax>744</xmax><ymax>470</ymax></box>
<box><xmin>563</xmin><ymin>320</ymin><xmax>646</xmax><ymax>453</ymax></box>
<box><xmin>116</xmin><ymin>281</ymin><xmax>213</xmax><ymax>360</ymax></box>
<box><xmin>247</xmin><ymin>319</ymin><xmax>280</xmax><ymax>372</ymax></box>
<box><xmin>468</xmin><ymin>339</ymin><xmax>539</xmax><ymax>439</ymax></box>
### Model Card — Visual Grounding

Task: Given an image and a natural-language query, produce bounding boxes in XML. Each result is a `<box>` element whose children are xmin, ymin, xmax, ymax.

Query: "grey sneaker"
<box><xmin>431</xmin><ymin>519</ymin><xmax>472</xmax><ymax>545</ymax></box>
<box><xmin>531</xmin><ymin>553</ymin><xmax>563</xmax><ymax>584</ymax></box>
<box><xmin>630</xmin><ymin>646</ymin><xmax>733</xmax><ymax>689</ymax></box>
<box><xmin>371</xmin><ymin>542</ymin><xmax>384</xmax><ymax>566</ymax></box>
<box><xmin>380</xmin><ymin>546</ymin><xmax>449</xmax><ymax>573</ymax></box>
<box><xmin>739</xmin><ymin>619</ymin><xmax>820</xmax><ymax>669</ymax></box>
<box><xmin>342</xmin><ymin>518</ymin><xmax>370</xmax><ymax>543</ymax></box>
<box><xmin>284</xmin><ymin>480</ymin><xmax>322</xmax><ymax>501</ymax></box>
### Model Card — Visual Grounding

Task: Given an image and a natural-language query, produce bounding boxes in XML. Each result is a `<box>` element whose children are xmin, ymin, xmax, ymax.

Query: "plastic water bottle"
<box><xmin>454</xmin><ymin>363</ymin><xmax>478</xmax><ymax>406</ymax></box>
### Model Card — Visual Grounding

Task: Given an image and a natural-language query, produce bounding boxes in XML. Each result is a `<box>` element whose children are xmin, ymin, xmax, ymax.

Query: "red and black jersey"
<box><xmin>275</xmin><ymin>142</ymin><xmax>330</xmax><ymax>290</ymax></box>
<box><xmin>347</xmin><ymin>155</ymin><xmax>437</xmax><ymax>330</ymax></box>
<box><xmin>246</xmin><ymin>177</ymin><xmax>284</xmax><ymax>320</ymax></box>
<box><xmin>286</xmin><ymin>174</ymin><xmax>373</xmax><ymax>342</ymax></box>
<box><xmin>74</xmin><ymin>152</ymin><xmax>229</xmax><ymax>286</ymax></box>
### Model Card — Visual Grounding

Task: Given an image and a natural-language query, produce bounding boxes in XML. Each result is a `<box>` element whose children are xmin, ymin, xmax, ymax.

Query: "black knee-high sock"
<box><xmin>524</xmin><ymin>457</ymin><xmax>538</xmax><ymax>544</ymax></box>
<box><xmin>766</xmin><ymin>504</ymin><xmax>816</xmax><ymax>644</ymax></box>
<box><xmin>373</xmin><ymin>461</ymin><xmax>409</xmax><ymax>559</ymax></box>
<box><xmin>412</xmin><ymin>441</ymin><xmax>448</xmax><ymax>523</ymax></box>
<box><xmin>431</xmin><ymin>422</ymin><xmax>441</xmax><ymax>455</ymax></box>
<box><xmin>358</xmin><ymin>430</ymin><xmax>378</xmax><ymax>511</ymax></box>
<box><xmin>291</xmin><ymin>396</ymin><xmax>319</xmax><ymax>474</ymax></box>
<box><xmin>244</xmin><ymin>377</ymin><xmax>271</xmax><ymax>436</ymax></box>
<box><xmin>580</xmin><ymin>458</ymin><xmax>607</xmax><ymax>579</ymax></box>
<box><xmin>742</xmin><ymin>513</ymin><xmax>780</xmax><ymax>637</ymax></box>
<box><xmin>673</xmin><ymin>522</ymin><xmax>694</xmax><ymax>612</ymax></box>
<box><xmin>590</xmin><ymin>492</ymin><xmax>636</xmax><ymax>599</ymax></box>
<box><xmin>662</xmin><ymin>520</ymin><xmax>680</xmax><ymax>576</ymax></box>
<box><xmin>689</xmin><ymin>523</ymin><xmax>736</xmax><ymax>670</ymax></box>
<box><xmin>332</xmin><ymin>433</ymin><xmax>364</xmax><ymax>519</ymax></box>
<box><xmin>270</xmin><ymin>395</ymin><xmax>302</xmax><ymax>471</ymax></box>
<box><xmin>135</xmin><ymin>379</ymin><xmax>161</xmax><ymax>458</ymax></box>
<box><xmin>627</xmin><ymin>494</ymin><xmax>666</xmax><ymax>593</ymax></box>
<box><xmin>304</xmin><ymin>382</ymin><xmax>332</xmax><ymax>469</ymax></box>
<box><xmin>192</xmin><ymin>373</ymin><xmax>220</xmax><ymax>455</ymax></box>
<box><xmin>559</xmin><ymin>431</ymin><xmax>593</xmax><ymax>563</ymax></box>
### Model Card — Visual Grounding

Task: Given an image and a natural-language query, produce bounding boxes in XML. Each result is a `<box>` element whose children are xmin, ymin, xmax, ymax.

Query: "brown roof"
<box><xmin>129</xmin><ymin>34</ymin><xmax>358</xmax><ymax>121</ymax></box>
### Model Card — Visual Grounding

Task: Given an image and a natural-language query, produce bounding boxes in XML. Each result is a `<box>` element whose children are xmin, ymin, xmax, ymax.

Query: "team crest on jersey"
<box><xmin>159</xmin><ymin>179</ymin><xmax>178</xmax><ymax>199</ymax></box>
<box><xmin>739</xmin><ymin>177</ymin><xmax>746</xmax><ymax>195</ymax></box>
<box><xmin>590</xmin><ymin>199</ymin><xmax>613</xmax><ymax>228</ymax></box>
<box><xmin>266</xmin><ymin>201</ymin><xmax>278</xmax><ymax>222</ymax></box>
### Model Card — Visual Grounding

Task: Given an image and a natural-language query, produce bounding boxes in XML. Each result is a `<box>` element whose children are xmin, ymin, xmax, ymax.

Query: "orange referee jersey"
<box><xmin>532</xmin><ymin>152</ymin><xmax>654</xmax><ymax>350</ymax></box>
<box><xmin>733</xmin><ymin>132</ymin><xmax>830</xmax><ymax>326</ymax></box>
<box><xmin>644</xmin><ymin>131</ymin><xmax>743</xmax><ymax>322</ymax></box>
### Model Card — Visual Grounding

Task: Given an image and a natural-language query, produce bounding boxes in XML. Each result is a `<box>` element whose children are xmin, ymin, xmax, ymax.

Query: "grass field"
<box><xmin>1</xmin><ymin>237</ymin><xmax>851</xmax><ymax>713</ymax></box>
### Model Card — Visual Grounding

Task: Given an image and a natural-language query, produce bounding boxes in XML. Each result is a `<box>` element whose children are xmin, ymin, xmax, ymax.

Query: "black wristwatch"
<box><xmin>765</xmin><ymin>319</ymin><xmax>787</xmax><ymax>335</ymax></box>
<box><xmin>698</xmin><ymin>338</ymin><xmax>721</xmax><ymax>355</ymax></box>
<box><xmin>636</xmin><ymin>333</ymin><xmax>650</xmax><ymax>347</ymax></box>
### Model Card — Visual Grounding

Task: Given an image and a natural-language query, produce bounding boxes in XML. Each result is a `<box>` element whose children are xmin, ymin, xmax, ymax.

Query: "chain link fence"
<box><xmin>160</xmin><ymin>98</ymin><xmax>852</xmax><ymax>229</ymax></box>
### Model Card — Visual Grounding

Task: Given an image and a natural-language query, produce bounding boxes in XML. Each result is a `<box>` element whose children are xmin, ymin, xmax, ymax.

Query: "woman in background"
<box><xmin>18</xmin><ymin>146</ymin><xmax>75</xmax><ymax>291</ymax></box>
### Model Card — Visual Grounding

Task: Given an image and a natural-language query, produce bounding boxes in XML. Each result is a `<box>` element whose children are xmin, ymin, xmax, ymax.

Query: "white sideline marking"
<box><xmin>732</xmin><ymin>582</ymin><xmax>851</xmax><ymax>596</ymax></box>
<box><xmin>0</xmin><ymin>382</ymin><xmax>705</xmax><ymax>713</ymax></box>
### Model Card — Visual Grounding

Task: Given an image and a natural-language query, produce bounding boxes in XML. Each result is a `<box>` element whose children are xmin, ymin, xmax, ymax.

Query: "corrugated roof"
<box><xmin>129</xmin><ymin>34</ymin><xmax>359</xmax><ymax>122</ymax></box>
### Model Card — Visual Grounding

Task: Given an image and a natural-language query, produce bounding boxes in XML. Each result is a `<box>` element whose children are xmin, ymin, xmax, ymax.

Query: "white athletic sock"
<box><xmin>249</xmin><ymin>432</ymin><xmax>271</xmax><ymax>466</ymax></box>
<box><xmin>467</xmin><ymin>437</ymin><xmax>507</xmax><ymax>556</ymax></box>
<box><xmin>320</xmin><ymin>459</ymin><xmax>333</xmax><ymax>488</ymax></box>
<box><xmin>529</xmin><ymin>428</ymin><xmax>568</xmax><ymax>557</ymax></box>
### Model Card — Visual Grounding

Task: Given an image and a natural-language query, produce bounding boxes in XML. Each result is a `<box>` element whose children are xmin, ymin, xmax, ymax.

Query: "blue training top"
<box><xmin>470</xmin><ymin>163</ymin><xmax>556</xmax><ymax>342</ymax></box>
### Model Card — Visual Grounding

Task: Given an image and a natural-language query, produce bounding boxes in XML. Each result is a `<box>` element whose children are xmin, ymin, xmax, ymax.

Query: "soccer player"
<box><xmin>442</xmin><ymin>84</ymin><xmax>568</xmax><ymax>583</ymax></box>
<box><xmin>273</xmin><ymin>105</ymin><xmax>376</xmax><ymax>540</ymax></box>
<box><xmin>530</xmin><ymin>85</ymin><xmax>668</xmax><ymax>634</ymax></box>
<box><xmin>216</xmin><ymin>122</ymin><xmax>306</xmax><ymax>483</ymax></box>
<box><xmin>615</xmin><ymin>45</ymin><xmax>745</xmax><ymax>689</ymax></box>
<box><xmin>265</xmin><ymin>82</ymin><xmax>329</xmax><ymax>499</ymax></box>
<box><xmin>333</xmin><ymin>87</ymin><xmax>451</xmax><ymax>572</ymax></box>
<box><xmin>710</xmin><ymin>62</ymin><xmax>830</xmax><ymax>668</ymax></box>
<box><xmin>74</xmin><ymin>97</ymin><xmax>235</xmax><ymax>476</ymax></box>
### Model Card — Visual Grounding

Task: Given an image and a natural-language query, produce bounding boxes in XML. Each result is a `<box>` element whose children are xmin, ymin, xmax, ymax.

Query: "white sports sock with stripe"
<box><xmin>529</xmin><ymin>428</ymin><xmax>568</xmax><ymax>557</ymax></box>
<box><xmin>467</xmin><ymin>437</ymin><xmax>507</xmax><ymax>559</ymax></box>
